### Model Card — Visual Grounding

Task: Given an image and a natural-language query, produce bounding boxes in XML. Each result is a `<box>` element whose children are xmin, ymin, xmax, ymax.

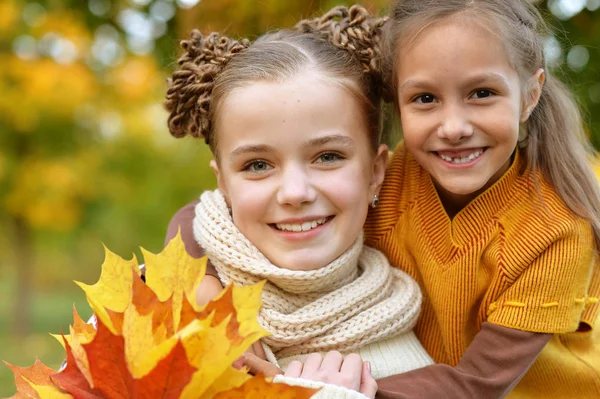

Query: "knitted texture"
<box><xmin>365</xmin><ymin>143</ymin><xmax>600</xmax><ymax>398</ymax></box>
<box><xmin>194</xmin><ymin>189</ymin><xmax>422</xmax><ymax>358</ymax></box>
<box><xmin>276</xmin><ymin>331</ymin><xmax>433</xmax><ymax>380</ymax></box>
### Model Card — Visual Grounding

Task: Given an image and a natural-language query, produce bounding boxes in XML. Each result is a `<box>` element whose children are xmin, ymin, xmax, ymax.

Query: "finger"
<box><xmin>252</xmin><ymin>341</ymin><xmax>266</xmax><ymax>359</ymax></box>
<box><xmin>242</xmin><ymin>352</ymin><xmax>282</xmax><ymax>377</ymax></box>
<box><xmin>301</xmin><ymin>353</ymin><xmax>324</xmax><ymax>379</ymax></box>
<box><xmin>284</xmin><ymin>360</ymin><xmax>304</xmax><ymax>378</ymax></box>
<box><xmin>233</xmin><ymin>345</ymin><xmax>257</xmax><ymax>370</ymax></box>
<box><xmin>320</xmin><ymin>351</ymin><xmax>344</xmax><ymax>372</ymax></box>
<box><xmin>359</xmin><ymin>361</ymin><xmax>378</xmax><ymax>399</ymax></box>
<box><xmin>339</xmin><ymin>353</ymin><xmax>363</xmax><ymax>392</ymax></box>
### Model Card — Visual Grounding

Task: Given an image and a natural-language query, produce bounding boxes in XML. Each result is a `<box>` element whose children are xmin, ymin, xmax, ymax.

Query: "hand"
<box><xmin>232</xmin><ymin>342</ymin><xmax>268</xmax><ymax>370</ymax></box>
<box><xmin>237</xmin><ymin>352</ymin><xmax>283</xmax><ymax>377</ymax></box>
<box><xmin>285</xmin><ymin>352</ymin><xmax>377</xmax><ymax>398</ymax></box>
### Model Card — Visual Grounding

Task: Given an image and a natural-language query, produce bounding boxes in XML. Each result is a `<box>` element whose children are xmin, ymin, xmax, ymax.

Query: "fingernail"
<box><xmin>365</xmin><ymin>361</ymin><xmax>371</xmax><ymax>373</ymax></box>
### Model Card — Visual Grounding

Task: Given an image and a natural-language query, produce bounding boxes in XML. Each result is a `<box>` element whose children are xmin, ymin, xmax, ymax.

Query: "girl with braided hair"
<box><xmin>168</xmin><ymin>1</ymin><xmax>600</xmax><ymax>398</ymax></box>
<box><xmin>164</xmin><ymin>5</ymin><xmax>433</xmax><ymax>398</ymax></box>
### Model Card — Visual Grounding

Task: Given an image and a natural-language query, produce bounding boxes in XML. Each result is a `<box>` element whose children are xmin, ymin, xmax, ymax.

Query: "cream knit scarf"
<box><xmin>194</xmin><ymin>190</ymin><xmax>422</xmax><ymax>358</ymax></box>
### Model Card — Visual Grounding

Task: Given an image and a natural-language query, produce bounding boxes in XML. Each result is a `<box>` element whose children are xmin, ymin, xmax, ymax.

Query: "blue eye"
<box><xmin>316</xmin><ymin>152</ymin><xmax>343</xmax><ymax>163</ymax></box>
<box><xmin>471</xmin><ymin>89</ymin><xmax>494</xmax><ymax>99</ymax></box>
<box><xmin>244</xmin><ymin>160</ymin><xmax>272</xmax><ymax>173</ymax></box>
<box><xmin>413</xmin><ymin>94</ymin><xmax>436</xmax><ymax>104</ymax></box>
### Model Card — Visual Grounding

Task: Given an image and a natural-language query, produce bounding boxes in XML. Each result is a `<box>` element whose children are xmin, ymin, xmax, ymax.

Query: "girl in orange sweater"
<box><xmin>169</xmin><ymin>1</ymin><xmax>600</xmax><ymax>397</ymax></box>
<box><xmin>366</xmin><ymin>0</ymin><xmax>600</xmax><ymax>397</ymax></box>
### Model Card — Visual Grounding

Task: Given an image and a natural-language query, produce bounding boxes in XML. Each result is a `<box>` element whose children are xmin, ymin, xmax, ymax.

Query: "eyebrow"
<box><xmin>399</xmin><ymin>72</ymin><xmax>510</xmax><ymax>93</ymax></box>
<box><xmin>303</xmin><ymin>134</ymin><xmax>355</xmax><ymax>149</ymax></box>
<box><xmin>229</xmin><ymin>144</ymin><xmax>276</xmax><ymax>160</ymax></box>
<box><xmin>228</xmin><ymin>134</ymin><xmax>355</xmax><ymax>161</ymax></box>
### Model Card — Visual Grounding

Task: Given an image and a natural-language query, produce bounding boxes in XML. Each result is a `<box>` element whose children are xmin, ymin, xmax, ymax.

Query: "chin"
<box><xmin>442</xmin><ymin>181</ymin><xmax>486</xmax><ymax>197</ymax></box>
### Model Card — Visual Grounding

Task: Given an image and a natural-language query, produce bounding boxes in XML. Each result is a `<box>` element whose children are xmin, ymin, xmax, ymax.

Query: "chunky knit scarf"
<box><xmin>194</xmin><ymin>190</ymin><xmax>422</xmax><ymax>358</ymax></box>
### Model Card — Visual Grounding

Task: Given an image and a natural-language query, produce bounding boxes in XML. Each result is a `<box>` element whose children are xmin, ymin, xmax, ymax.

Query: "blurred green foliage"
<box><xmin>0</xmin><ymin>0</ymin><xmax>598</xmax><ymax>395</ymax></box>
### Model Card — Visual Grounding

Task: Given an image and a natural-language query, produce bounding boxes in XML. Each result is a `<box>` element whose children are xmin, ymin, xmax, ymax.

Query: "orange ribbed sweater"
<box><xmin>365</xmin><ymin>143</ymin><xmax>600</xmax><ymax>398</ymax></box>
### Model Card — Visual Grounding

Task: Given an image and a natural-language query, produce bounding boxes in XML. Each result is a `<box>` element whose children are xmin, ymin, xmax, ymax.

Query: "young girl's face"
<box><xmin>211</xmin><ymin>70</ymin><xmax>387</xmax><ymax>271</ymax></box>
<box><xmin>396</xmin><ymin>16</ymin><xmax>528</xmax><ymax>209</ymax></box>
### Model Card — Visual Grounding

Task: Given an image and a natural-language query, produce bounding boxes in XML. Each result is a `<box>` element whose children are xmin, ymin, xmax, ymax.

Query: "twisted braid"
<box><xmin>295</xmin><ymin>5</ymin><xmax>387</xmax><ymax>78</ymax></box>
<box><xmin>165</xmin><ymin>31</ymin><xmax>249</xmax><ymax>143</ymax></box>
<box><xmin>165</xmin><ymin>5</ymin><xmax>390</xmax><ymax>147</ymax></box>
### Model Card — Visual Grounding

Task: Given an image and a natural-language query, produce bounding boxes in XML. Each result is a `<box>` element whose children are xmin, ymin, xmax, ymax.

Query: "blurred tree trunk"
<box><xmin>12</xmin><ymin>215</ymin><xmax>32</xmax><ymax>336</ymax></box>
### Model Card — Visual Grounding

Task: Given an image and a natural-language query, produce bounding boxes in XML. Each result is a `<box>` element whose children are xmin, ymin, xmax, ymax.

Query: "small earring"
<box><xmin>371</xmin><ymin>194</ymin><xmax>379</xmax><ymax>209</ymax></box>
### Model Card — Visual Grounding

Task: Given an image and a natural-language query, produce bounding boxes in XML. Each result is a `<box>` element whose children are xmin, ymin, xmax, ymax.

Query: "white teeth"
<box><xmin>275</xmin><ymin>217</ymin><xmax>328</xmax><ymax>232</ymax></box>
<box><xmin>439</xmin><ymin>149</ymin><xmax>483</xmax><ymax>164</ymax></box>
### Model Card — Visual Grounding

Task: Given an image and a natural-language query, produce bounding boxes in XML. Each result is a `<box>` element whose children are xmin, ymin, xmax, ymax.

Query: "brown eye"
<box><xmin>414</xmin><ymin>94</ymin><xmax>436</xmax><ymax>104</ymax></box>
<box><xmin>472</xmin><ymin>89</ymin><xmax>493</xmax><ymax>99</ymax></box>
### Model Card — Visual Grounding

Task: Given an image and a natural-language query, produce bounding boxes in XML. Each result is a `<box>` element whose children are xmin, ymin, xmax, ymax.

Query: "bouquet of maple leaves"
<box><xmin>4</xmin><ymin>233</ymin><xmax>317</xmax><ymax>398</ymax></box>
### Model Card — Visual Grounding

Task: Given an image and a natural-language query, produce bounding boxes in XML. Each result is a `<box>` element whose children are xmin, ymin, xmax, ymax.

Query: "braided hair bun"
<box><xmin>165</xmin><ymin>31</ymin><xmax>249</xmax><ymax>143</ymax></box>
<box><xmin>295</xmin><ymin>5</ymin><xmax>387</xmax><ymax>79</ymax></box>
<box><xmin>165</xmin><ymin>5</ymin><xmax>388</xmax><ymax>147</ymax></box>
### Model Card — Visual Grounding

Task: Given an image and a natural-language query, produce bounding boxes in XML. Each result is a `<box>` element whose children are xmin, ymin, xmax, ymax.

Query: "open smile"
<box><xmin>435</xmin><ymin>148</ymin><xmax>487</xmax><ymax>165</ymax></box>
<box><xmin>272</xmin><ymin>216</ymin><xmax>333</xmax><ymax>232</ymax></box>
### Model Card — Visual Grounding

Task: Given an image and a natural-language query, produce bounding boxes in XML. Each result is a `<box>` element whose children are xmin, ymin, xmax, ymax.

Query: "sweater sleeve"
<box><xmin>487</xmin><ymin>221</ymin><xmax>596</xmax><ymax>333</ymax></box>
<box><xmin>273</xmin><ymin>375</ymin><xmax>372</xmax><ymax>399</ymax></box>
<box><xmin>580</xmin><ymin>258</ymin><xmax>600</xmax><ymax>330</ymax></box>
<box><xmin>165</xmin><ymin>200</ymin><xmax>220</xmax><ymax>279</ymax></box>
<box><xmin>376</xmin><ymin>322</ymin><xmax>551</xmax><ymax>399</ymax></box>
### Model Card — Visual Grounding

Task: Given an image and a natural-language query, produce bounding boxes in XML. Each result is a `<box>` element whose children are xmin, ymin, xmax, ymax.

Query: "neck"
<box><xmin>434</xmin><ymin>151</ymin><xmax>516</xmax><ymax>219</ymax></box>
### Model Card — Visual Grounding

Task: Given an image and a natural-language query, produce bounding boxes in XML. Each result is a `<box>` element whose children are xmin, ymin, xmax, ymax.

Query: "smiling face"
<box><xmin>211</xmin><ymin>70</ymin><xmax>387</xmax><ymax>271</ymax></box>
<box><xmin>396</xmin><ymin>16</ymin><xmax>529</xmax><ymax>212</ymax></box>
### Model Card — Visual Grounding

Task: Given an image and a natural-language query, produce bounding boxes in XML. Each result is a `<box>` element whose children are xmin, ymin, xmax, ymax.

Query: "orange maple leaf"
<box><xmin>4</xmin><ymin>232</ymin><xmax>319</xmax><ymax>398</ymax></box>
<box><xmin>51</xmin><ymin>338</ymin><xmax>102</xmax><ymax>398</ymax></box>
<box><xmin>57</xmin><ymin>317</ymin><xmax>198</xmax><ymax>398</ymax></box>
<box><xmin>3</xmin><ymin>359</ymin><xmax>69</xmax><ymax>399</ymax></box>
<box><xmin>214</xmin><ymin>374</ymin><xmax>317</xmax><ymax>399</ymax></box>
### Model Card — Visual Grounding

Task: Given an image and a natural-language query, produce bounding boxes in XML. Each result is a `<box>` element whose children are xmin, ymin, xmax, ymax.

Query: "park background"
<box><xmin>0</xmin><ymin>0</ymin><xmax>598</xmax><ymax>395</ymax></box>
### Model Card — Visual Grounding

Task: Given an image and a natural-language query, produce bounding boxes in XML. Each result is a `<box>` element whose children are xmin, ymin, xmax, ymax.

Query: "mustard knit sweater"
<box><xmin>365</xmin><ymin>143</ymin><xmax>600</xmax><ymax>398</ymax></box>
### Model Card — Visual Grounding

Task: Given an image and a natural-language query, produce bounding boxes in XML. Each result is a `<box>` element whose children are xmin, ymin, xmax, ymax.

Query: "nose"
<box><xmin>276</xmin><ymin>165</ymin><xmax>316</xmax><ymax>207</ymax></box>
<box><xmin>437</xmin><ymin>104</ymin><xmax>474</xmax><ymax>143</ymax></box>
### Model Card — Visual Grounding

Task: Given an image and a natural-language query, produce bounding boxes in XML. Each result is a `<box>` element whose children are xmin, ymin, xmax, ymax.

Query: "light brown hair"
<box><xmin>384</xmin><ymin>0</ymin><xmax>600</xmax><ymax>248</ymax></box>
<box><xmin>165</xmin><ymin>5</ymin><xmax>388</xmax><ymax>156</ymax></box>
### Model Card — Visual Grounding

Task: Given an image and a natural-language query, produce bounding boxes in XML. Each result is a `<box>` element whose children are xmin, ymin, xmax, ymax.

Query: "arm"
<box><xmin>376</xmin><ymin>322</ymin><xmax>551</xmax><ymax>399</ymax></box>
<box><xmin>165</xmin><ymin>200</ymin><xmax>224</xmax><ymax>305</ymax></box>
<box><xmin>377</xmin><ymin>218</ymin><xmax>595</xmax><ymax>398</ymax></box>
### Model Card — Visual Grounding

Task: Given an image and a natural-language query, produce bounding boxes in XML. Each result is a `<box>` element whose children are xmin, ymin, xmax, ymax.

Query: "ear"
<box><xmin>210</xmin><ymin>159</ymin><xmax>229</xmax><ymax>201</ymax></box>
<box><xmin>369</xmin><ymin>144</ymin><xmax>389</xmax><ymax>198</ymax></box>
<box><xmin>520</xmin><ymin>68</ymin><xmax>545</xmax><ymax>123</ymax></box>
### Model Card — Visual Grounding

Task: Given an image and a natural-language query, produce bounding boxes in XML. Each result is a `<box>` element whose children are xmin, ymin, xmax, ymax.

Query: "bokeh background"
<box><xmin>0</xmin><ymin>0</ymin><xmax>598</xmax><ymax>394</ymax></box>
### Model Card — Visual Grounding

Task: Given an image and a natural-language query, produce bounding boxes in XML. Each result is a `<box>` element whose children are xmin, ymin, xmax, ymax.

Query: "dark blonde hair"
<box><xmin>384</xmin><ymin>0</ymin><xmax>600</xmax><ymax>248</ymax></box>
<box><xmin>165</xmin><ymin>5</ymin><xmax>388</xmax><ymax>155</ymax></box>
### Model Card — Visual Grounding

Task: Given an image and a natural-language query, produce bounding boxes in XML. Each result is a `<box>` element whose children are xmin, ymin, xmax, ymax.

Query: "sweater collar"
<box><xmin>416</xmin><ymin>148</ymin><xmax>524</xmax><ymax>247</ymax></box>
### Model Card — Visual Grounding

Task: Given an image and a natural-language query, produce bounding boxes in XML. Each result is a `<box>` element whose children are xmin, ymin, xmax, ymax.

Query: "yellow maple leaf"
<box><xmin>5</xmin><ymin>233</ymin><xmax>318</xmax><ymax>398</ymax></box>
<box><xmin>75</xmin><ymin>246</ymin><xmax>139</xmax><ymax>333</ymax></box>
<box><xmin>143</xmin><ymin>230</ymin><xmax>207</xmax><ymax>330</ymax></box>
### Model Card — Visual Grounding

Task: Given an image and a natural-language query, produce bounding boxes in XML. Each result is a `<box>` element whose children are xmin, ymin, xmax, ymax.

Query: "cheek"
<box><xmin>227</xmin><ymin>181</ymin><xmax>271</xmax><ymax>231</ymax></box>
<box><xmin>399</xmin><ymin>111</ymin><xmax>427</xmax><ymax>146</ymax></box>
<box><xmin>324</xmin><ymin>164</ymin><xmax>371</xmax><ymax>213</ymax></box>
